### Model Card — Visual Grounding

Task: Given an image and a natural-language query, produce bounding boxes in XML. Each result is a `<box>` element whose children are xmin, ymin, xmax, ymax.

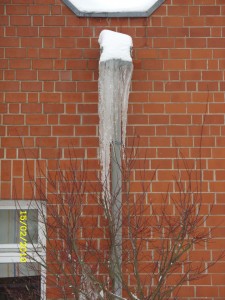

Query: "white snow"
<box><xmin>68</xmin><ymin>0</ymin><xmax>160</xmax><ymax>13</ymax></box>
<box><xmin>131</xmin><ymin>293</ymin><xmax>141</xmax><ymax>300</ymax></box>
<box><xmin>98</xmin><ymin>30</ymin><xmax>133</xmax><ymax>198</ymax></box>
<box><xmin>99</xmin><ymin>30</ymin><xmax>132</xmax><ymax>62</ymax></box>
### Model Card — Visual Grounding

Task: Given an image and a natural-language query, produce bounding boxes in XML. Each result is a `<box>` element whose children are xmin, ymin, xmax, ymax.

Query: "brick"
<box><xmin>0</xmin><ymin>59</ymin><xmax>8</xmax><ymax>69</ymax></box>
<box><xmin>29</xmin><ymin>5</ymin><xmax>50</xmax><ymax>15</ymax></box>
<box><xmin>41</xmin><ymin>148</ymin><xmax>61</xmax><ymax>159</ymax></box>
<box><xmin>10</xmin><ymin>16</ymin><xmax>31</xmax><ymax>26</ymax></box>
<box><xmin>202</xmin><ymin>71</ymin><xmax>223</xmax><ymax>81</ymax></box>
<box><xmin>72</xmin><ymin>70</ymin><xmax>92</xmax><ymax>81</ymax></box>
<box><xmin>55</xmin><ymin>82</ymin><xmax>76</xmax><ymax>92</ymax></box>
<box><xmin>1</xmin><ymin>160</ymin><xmax>11</xmax><ymax>181</ymax></box>
<box><xmin>136</xmin><ymin>49</ymin><xmax>158</xmax><ymax>59</ymax></box>
<box><xmin>169</xmin><ymin>28</ymin><xmax>190</xmax><ymax>38</ymax></box>
<box><xmin>0</xmin><ymin>13</ymin><xmax>8</xmax><ymax>25</ymax></box>
<box><xmin>198</xmin><ymin>82</ymin><xmax>218</xmax><ymax>91</ymax></box>
<box><xmin>60</xmin><ymin>28</ymin><xmax>82</xmax><ymax>39</ymax></box>
<box><xmin>38</xmin><ymin>70</ymin><xmax>59</xmax><ymax>81</ymax></box>
<box><xmin>147</xmin><ymin>27</ymin><xmax>167</xmax><ymax>37</ymax></box>
<box><xmin>21</xmin><ymin>82</ymin><xmax>42</xmax><ymax>92</ymax></box>
<box><xmin>27</xmin><ymin>48</ymin><xmax>39</xmax><ymax>58</ymax></box>
<box><xmin>21</xmin><ymin>37</ymin><xmax>42</xmax><ymax>48</ymax></box>
<box><xmin>44</xmin><ymin>104</ymin><xmax>64</xmax><ymax>113</ymax></box>
<box><xmin>16</xmin><ymin>70</ymin><xmax>37</xmax><ymax>80</ymax></box>
<box><xmin>180</xmin><ymin>71</ymin><xmax>201</xmax><ymax>81</ymax></box>
<box><xmin>5</xmin><ymin>93</ymin><xmax>26</xmax><ymax>103</ymax></box>
<box><xmin>60</xmin><ymin>115</ymin><xmax>80</xmax><ymax>125</ymax></box>
<box><xmin>0</xmin><ymin>79</ymin><xmax>20</xmax><ymax>92</ymax></box>
<box><xmin>36</xmin><ymin>137</ymin><xmax>57</xmax><ymax>147</ymax></box>
<box><xmin>18</xmin><ymin>148</ymin><xmax>39</xmax><ymax>159</ymax></box>
<box><xmin>1</xmin><ymin>37</ymin><xmax>19</xmax><ymax>47</ymax></box>
<box><xmin>30</xmin><ymin>126</ymin><xmax>51</xmax><ymax>136</ymax></box>
<box><xmin>32</xmin><ymin>59</ymin><xmax>53</xmax><ymax>69</ymax></box>
<box><xmin>210</xmin><ymin>104</ymin><xmax>225</xmax><ymax>113</ymax></box>
<box><xmin>143</xmin><ymin>104</ymin><xmax>164</xmax><ymax>113</ymax></box>
<box><xmin>165</xmin><ymin>82</ymin><xmax>185</xmax><ymax>91</ymax></box>
<box><xmin>162</xmin><ymin>17</ymin><xmax>183</xmax><ymax>27</ymax></box>
<box><xmin>5</xmin><ymin>27</ymin><xmax>16</xmax><ymax>37</ymax></box>
<box><xmin>77</xmin><ymin>82</ymin><xmax>97</xmax><ymax>92</ymax></box>
<box><xmin>141</xmin><ymin>59</ymin><xmax>163</xmax><ymax>71</ymax></box>
<box><xmin>170</xmin><ymin>49</ymin><xmax>190</xmax><ymax>59</ymax></box>
<box><xmin>39</xmin><ymin>27</ymin><xmax>60</xmax><ymax>37</ymax></box>
<box><xmin>78</xmin><ymin>104</ymin><xmax>97</xmax><ymax>114</ymax></box>
<box><xmin>167</xmin><ymin>125</ymin><xmax>188</xmax><ymax>136</ymax></box>
<box><xmin>132</xmin><ymin>81</ymin><xmax>152</xmax><ymax>91</ymax></box>
<box><xmin>184</xmin><ymin>17</ymin><xmax>205</xmax><ymax>27</ymax></box>
<box><xmin>7</xmin><ymin>126</ymin><xmax>28</xmax><ymax>136</ymax></box>
<box><xmin>33</xmin><ymin>16</ymin><xmax>43</xmax><ymax>26</ymax></box>
<box><xmin>3</xmin><ymin>115</ymin><xmax>24</xmax><ymax>125</ymax></box>
<box><xmin>13</xmin><ymin>160</ymin><xmax>23</xmax><ymax>177</ymax></box>
<box><xmin>40</xmin><ymin>93</ymin><xmax>61</xmax><ymax>103</ymax></box>
<box><xmin>75</xmin><ymin>126</ymin><xmax>96</xmax><ymax>136</ymax></box>
<box><xmin>17</xmin><ymin>27</ymin><xmax>38</xmax><ymax>37</ymax></box>
<box><xmin>55</xmin><ymin>38</ymin><xmax>76</xmax><ymax>48</ymax></box>
<box><xmin>6</xmin><ymin>5</ymin><xmax>27</xmax><ymax>15</ymax></box>
<box><xmin>186</xmin><ymin>60</ymin><xmax>207</xmax><ymax>69</ymax></box>
<box><xmin>2</xmin><ymin>137</ymin><xmax>22</xmax><ymax>148</ymax></box>
<box><xmin>168</xmin><ymin>6</ymin><xmax>189</xmax><ymax>16</ymax></box>
<box><xmin>52</xmin><ymin>126</ymin><xmax>74</xmax><ymax>136</ymax></box>
<box><xmin>200</xmin><ymin>6</ymin><xmax>221</xmax><ymax>15</ymax></box>
<box><xmin>191</xmin><ymin>49</ymin><xmax>212</xmax><ymax>59</ymax></box>
<box><xmin>164</xmin><ymin>60</ymin><xmax>185</xmax><ymax>70</ymax></box>
<box><xmin>4</xmin><ymin>70</ymin><xmax>15</xmax><ymax>80</ymax></box>
<box><xmin>190</xmin><ymin>27</ymin><xmax>210</xmax><ymax>37</ymax></box>
<box><xmin>5</xmin><ymin>48</ymin><xmax>26</xmax><ymax>58</ymax></box>
<box><xmin>0</xmin><ymin>104</ymin><xmax>7</xmax><ymax>113</ymax></box>
<box><xmin>21</xmin><ymin>104</ymin><xmax>42</xmax><ymax>113</ymax></box>
<box><xmin>44</xmin><ymin>16</ymin><xmax>65</xmax><ymax>26</ymax></box>
<box><xmin>26</xmin><ymin>115</ymin><xmax>47</xmax><ymax>125</ymax></box>
<box><xmin>58</xmin><ymin>137</ymin><xmax>80</xmax><ymax>147</ymax></box>
<box><xmin>10</xmin><ymin>59</ymin><xmax>31</xmax><ymax>69</ymax></box>
<box><xmin>1</xmin><ymin>183</ymin><xmax>11</xmax><ymax>199</ymax></box>
<box><xmin>208</xmin><ymin>38</ymin><xmax>225</xmax><ymax>48</ymax></box>
<box><xmin>186</xmin><ymin>38</ymin><xmax>207</xmax><ymax>48</ymax></box>
<box><xmin>39</xmin><ymin>49</ymin><xmax>60</xmax><ymax>58</ymax></box>
<box><xmin>60</xmin><ymin>49</ymin><xmax>82</xmax><ymax>59</ymax></box>
<box><xmin>27</xmin><ymin>93</ymin><xmax>38</xmax><ymax>102</ymax></box>
<box><xmin>51</xmin><ymin>5</ymin><xmax>61</xmax><ymax>15</ymax></box>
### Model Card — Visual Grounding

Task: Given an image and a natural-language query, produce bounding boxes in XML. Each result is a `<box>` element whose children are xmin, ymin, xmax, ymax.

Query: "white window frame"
<box><xmin>0</xmin><ymin>200</ymin><xmax>46</xmax><ymax>300</ymax></box>
<box><xmin>63</xmin><ymin>0</ymin><xmax>165</xmax><ymax>17</ymax></box>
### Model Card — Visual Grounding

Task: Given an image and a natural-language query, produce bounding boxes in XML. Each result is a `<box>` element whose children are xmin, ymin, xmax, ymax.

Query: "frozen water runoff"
<box><xmin>98</xmin><ymin>30</ymin><xmax>133</xmax><ymax>194</ymax></box>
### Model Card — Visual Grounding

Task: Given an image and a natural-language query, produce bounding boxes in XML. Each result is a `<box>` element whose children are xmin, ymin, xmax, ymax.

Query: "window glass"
<box><xmin>0</xmin><ymin>209</ymin><xmax>38</xmax><ymax>244</ymax></box>
<box><xmin>0</xmin><ymin>262</ymin><xmax>40</xmax><ymax>278</ymax></box>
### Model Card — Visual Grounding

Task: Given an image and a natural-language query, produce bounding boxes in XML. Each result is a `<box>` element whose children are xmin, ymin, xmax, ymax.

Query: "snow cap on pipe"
<box><xmin>98</xmin><ymin>30</ymin><xmax>133</xmax><ymax>62</ymax></box>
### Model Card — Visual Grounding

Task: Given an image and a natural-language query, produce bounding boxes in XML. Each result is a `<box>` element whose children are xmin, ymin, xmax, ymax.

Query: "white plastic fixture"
<box><xmin>98</xmin><ymin>29</ymin><xmax>133</xmax><ymax>298</ymax></box>
<box><xmin>63</xmin><ymin>0</ymin><xmax>165</xmax><ymax>17</ymax></box>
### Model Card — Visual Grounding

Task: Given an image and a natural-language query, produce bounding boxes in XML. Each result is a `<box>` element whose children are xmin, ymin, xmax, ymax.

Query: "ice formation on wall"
<box><xmin>98</xmin><ymin>30</ymin><xmax>133</xmax><ymax>195</ymax></box>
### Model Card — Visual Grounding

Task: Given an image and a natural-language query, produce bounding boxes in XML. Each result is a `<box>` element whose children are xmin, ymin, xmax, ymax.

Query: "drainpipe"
<box><xmin>111</xmin><ymin>116</ymin><xmax>122</xmax><ymax>297</ymax></box>
<box><xmin>98</xmin><ymin>30</ymin><xmax>133</xmax><ymax>299</ymax></box>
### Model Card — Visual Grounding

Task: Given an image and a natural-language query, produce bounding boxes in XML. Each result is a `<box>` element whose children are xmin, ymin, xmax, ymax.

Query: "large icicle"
<box><xmin>98</xmin><ymin>30</ymin><xmax>133</xmax><ymax>197</ymax></box>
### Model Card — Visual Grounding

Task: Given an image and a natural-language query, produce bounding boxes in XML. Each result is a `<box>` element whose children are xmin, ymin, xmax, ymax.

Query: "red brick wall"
<box><xmin>1</xmin><ymin>0</ymin><xmax>225</xmax><ymax>298</ymax></box>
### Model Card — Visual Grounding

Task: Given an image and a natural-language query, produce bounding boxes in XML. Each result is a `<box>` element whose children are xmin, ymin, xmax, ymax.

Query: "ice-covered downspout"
<box><xmin>98</xmin><ymin>30</ymin><xmax>133</xmax><ymax>298</ymax></box>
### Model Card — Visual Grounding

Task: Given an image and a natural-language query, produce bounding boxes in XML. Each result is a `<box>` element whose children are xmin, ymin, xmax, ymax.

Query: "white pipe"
<box><xmin>98</xmin><ymin>30</ymin><xmax>133</xmax><ymax>299</ymax></box>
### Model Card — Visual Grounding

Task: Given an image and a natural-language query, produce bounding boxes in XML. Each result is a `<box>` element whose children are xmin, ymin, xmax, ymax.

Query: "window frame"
<box><xmin>0</xmin><ymin>200</ymin><xmax>46</xmax><ymax>300</ymax></box>
<box><xmin>62</xmin><ymin>0</ymin><xmax>165</xmax><ymax>18</ymax></box>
